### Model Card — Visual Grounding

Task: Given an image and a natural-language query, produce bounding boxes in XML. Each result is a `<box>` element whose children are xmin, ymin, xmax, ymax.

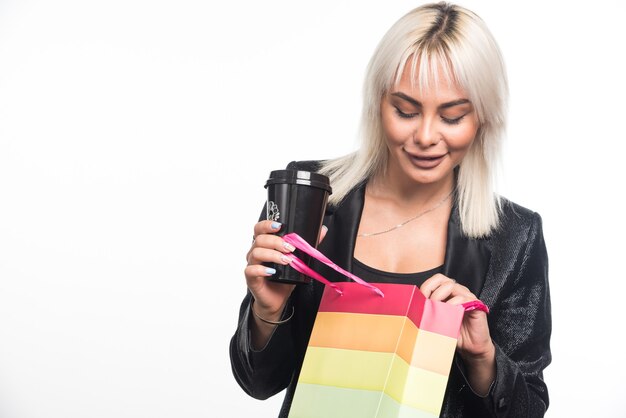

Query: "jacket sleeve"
<box><xmin>229</xmin><ymin>161</ymin><xmax>305</xmax><ymax>400</ymax></box>
<box><xmin>229</xmin><ymin>291</ymin><xmax>297</xmax><ymax>400</ymax></box>
<box><xmin>470</xmin><ymin>212</ymin><xmax>552</xmax><ymax>417</ymax></box>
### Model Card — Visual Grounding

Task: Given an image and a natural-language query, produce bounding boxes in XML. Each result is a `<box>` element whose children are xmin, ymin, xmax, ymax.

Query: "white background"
<box><xmin>1</xmin><ymin>0</ymin><xmax>625</xmax><ymax>417</ymax></box>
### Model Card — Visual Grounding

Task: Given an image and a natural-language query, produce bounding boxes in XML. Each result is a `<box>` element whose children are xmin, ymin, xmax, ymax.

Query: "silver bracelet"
<box><xmin>251</xmin><ymin>301</ymin><xmax>294</xmax><ymax>325</ymax></box>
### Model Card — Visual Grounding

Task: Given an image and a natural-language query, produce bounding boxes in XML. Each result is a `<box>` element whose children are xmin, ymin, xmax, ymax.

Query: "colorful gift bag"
<box><xmin>283</xmin><ymin>233</ymin><xmax>488</xmax><ymax>418</ymax></box>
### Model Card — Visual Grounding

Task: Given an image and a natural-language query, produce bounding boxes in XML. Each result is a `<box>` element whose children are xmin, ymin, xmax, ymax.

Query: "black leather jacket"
<box><xmin>230</xmin><ymin>161</ymin><xmax>551</xmax><ymax>417</ymax></box>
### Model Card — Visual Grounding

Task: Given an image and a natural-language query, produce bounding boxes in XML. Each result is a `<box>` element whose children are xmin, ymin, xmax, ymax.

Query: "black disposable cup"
<box><xmin>264</xmin><ymin>169</ymin><xmax>332</xmax><ymax>284</ymax></box>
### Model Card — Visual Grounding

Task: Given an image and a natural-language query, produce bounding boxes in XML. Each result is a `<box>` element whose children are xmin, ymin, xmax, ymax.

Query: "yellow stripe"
<box><xmin>386</xmin><ymin>356</ymin><xmax>449</xmax><ymax>415</ymax></box>
<box><xmin>298</xmin><ymin>347</ymin><xmax>394</xmax><ymax>391</ymax></box>
<box><xmin>298</xmin><ymin>347</ymin><xmax>449</xmax><ymax>415</ymax></box>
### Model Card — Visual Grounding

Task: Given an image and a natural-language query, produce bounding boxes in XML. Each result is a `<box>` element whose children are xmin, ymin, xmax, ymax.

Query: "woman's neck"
<box><xmin>367</xmin><ymin>171</ymin><xmax>455</xmax><ymax>209</ymax></box>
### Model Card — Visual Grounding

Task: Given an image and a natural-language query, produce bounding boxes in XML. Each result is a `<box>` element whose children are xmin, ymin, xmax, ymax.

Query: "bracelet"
<box><xmin>251</xmin><ymin>301</ymin><xmax>295</xmax><ymax>325</ymax></box>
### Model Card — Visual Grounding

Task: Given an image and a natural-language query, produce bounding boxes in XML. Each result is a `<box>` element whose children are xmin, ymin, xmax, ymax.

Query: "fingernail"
<box><xmin>265</xmin><ymin>267</ymin><xmax>276</xmax><ymax>275</ymax></box>
<box><xmin>321</xmin><ymin>225</ymin><xmax>328</xmax><ymax>233</ymax></box>
<box><xmin>271</xmin><ymin>222</ymin><xmax>281</xmax><ymax>230</ymax></box>
<box><xmin>280</xmin><ymin>255</ymin><xmax>292</xmax><ymax>264</ymax></box>
<box><xmin>283</xmin><ymin>242</ymin><xmax>296</xmax><ymax>252</ymax></box>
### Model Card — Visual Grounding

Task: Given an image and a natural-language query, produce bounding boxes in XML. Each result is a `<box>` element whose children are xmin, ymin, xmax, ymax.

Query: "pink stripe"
<box><xmin>420</xmin><ymin>299</ymin><xmax>465</xmax><ymax>338</ymax></box>
<box><xmin>318</xmin><ymin>282</ymin><xmax>472</xmax><ymax>339</ymax></box>
<box><xmin>318</xmin><ymin>282</ymin><xmax>416</xmax><ymax>315</ymax></box>
<box><xmin>416</xmin><ymin>300</ymin><xmax>488</xmax><ymax>338</ymax></box>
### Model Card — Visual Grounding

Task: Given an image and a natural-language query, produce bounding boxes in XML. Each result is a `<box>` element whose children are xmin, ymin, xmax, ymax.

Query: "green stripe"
<box><xmin>289</xmin><ymin>383</ymin><xmax>380</xmax><ymax>418</ymax></box>
<box><xmin>378</xmin><ymin>393</ymin><xmax>439</xmax><ymax>418</ymax></box>
<box><xmin>289</xmin><ymin>383</ymin><xmax>439</xmax><ymax>418</ymax></box>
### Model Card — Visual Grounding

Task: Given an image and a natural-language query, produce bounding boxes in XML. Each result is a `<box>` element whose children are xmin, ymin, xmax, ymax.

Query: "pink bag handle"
<box><xmin>283</xmin><ymin>233</ymin><xmax>383</xmax><ymax>297</ymax></box>
<box><xmin>283</xmin><ymin>232</ymin><xmax>489</xmax><ymax>313</ymax></box>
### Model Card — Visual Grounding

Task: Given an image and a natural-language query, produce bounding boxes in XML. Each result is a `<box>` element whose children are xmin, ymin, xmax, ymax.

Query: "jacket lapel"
<box><xmin>442</xmin><ymin>203</ymin><xmax>491</xmax><ymax>296</ymax></box>
<box><xmin>316</xmin><ymin>182</ymin><xmax>366</xmax><ymax>280</ymax></box>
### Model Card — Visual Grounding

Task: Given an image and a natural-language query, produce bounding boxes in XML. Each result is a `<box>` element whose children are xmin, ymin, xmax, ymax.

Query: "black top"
<box><xmin>352</xmin><ymin>257</ymin><xmax>443</xmax><ymax>287</ymax></box>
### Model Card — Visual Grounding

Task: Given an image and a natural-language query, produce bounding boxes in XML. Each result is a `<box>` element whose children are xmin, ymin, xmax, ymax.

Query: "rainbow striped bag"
<box><xmin>283</xmin><ymin>233</ymin><xmax>488</xmax><ymax>418</ymax></box>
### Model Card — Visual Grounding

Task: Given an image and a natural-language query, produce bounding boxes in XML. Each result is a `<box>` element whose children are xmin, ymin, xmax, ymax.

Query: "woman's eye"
<box><xmin>394</xmin><ymin>107</ymin><xmax>418</xmax><ymax>119</ymax></box>
<box><xmin>441</xmin><ymin>114</ymin><xmax>466</xmax><ymax>125</ymax></box>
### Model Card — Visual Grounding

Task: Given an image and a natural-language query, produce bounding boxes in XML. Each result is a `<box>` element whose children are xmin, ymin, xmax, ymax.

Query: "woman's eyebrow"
<box><xmin>391</xmin><ymin>92</ymin><xmax>471</xmax><ymax>110</ymax></box>
<box><xmin>391</xmin><ymin>92</ymin><xmax>422</xmax><ymax>107</ymax></box>
<box><xmin>439</xmin><ymin>99</ymin><xmax>471</xmax><ymax>109</ymax></box>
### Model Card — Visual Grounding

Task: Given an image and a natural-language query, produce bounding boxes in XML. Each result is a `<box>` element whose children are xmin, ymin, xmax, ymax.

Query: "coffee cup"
<box><xmin>264</xmin><ymin>169</ymin><xmax>332</xmax><ymax>284</ymax></box>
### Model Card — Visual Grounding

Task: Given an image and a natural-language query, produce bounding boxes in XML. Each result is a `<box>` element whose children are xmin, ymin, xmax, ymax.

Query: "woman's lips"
<box><xmin>405</xmin><ymin>151</ymin><xmax>447</xmax><ymax>169</ymax></box>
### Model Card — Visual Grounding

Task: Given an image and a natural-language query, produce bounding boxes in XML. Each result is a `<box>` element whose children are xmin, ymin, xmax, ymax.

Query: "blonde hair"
<box><xmin>319</xmin><ymin>2</ymin><xmax>508</xmax><ymax>238</ymax></box>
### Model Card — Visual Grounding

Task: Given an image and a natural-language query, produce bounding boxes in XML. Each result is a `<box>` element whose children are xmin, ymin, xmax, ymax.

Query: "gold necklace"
<box><xmin>357</xmin><ymin>190</ymin><xmax>454</xmax><ymax>237</ymax></box>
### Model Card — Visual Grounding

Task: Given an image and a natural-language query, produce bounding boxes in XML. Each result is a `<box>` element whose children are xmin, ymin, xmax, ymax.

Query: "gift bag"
<box><xmin>283</xmin><ymin>233</ymin><xmax>489</xmax><ymax>418</ymax></box>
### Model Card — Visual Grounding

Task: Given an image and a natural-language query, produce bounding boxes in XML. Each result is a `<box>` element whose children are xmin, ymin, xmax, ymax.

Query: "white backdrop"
<box><xmin>1</xmin><ymin>1</ymin><xmax>625</xmax><ymax>417</ymax></box>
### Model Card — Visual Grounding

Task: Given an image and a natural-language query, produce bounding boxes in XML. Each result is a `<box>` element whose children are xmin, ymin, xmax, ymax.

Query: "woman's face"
<box><xmin>380</xmin><ymin>66</ymin><xmax>479</xmax><ymax>188</ymax></box>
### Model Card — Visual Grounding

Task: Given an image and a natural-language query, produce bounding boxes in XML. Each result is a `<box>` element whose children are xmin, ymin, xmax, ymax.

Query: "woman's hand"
<box><xmin>420</xmin><ymin>273</ymin><xmax>495</xmax><ymax>395</ymax></box>
<box><xmin>245</xmin><ymin>221</ymin><xmax>297</xmax><ymax>320</ymax></box>
<box><xmin>244</xmin><ymin>220</ymin><xmax>327</xmax><ymax>348</ymax></box>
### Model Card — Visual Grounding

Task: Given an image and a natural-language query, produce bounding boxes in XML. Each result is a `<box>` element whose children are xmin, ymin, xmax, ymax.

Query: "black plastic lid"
<box><xmin>265</xmin><ymin>169</ymin><xmax>332</xmax><ymax>194</ymax></box>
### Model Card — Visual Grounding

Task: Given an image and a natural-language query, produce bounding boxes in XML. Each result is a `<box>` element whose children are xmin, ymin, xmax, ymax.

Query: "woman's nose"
<box><xmin>413</xmin><ymin>117</ymin><xmax>440</xmax><ymax>147</ymax></box>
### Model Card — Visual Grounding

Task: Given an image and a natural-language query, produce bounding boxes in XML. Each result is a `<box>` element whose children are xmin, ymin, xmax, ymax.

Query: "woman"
<box><xmin>230</xmin><ymin>2</ymin><xmax>551</xmax><ymax>417</ymax></box>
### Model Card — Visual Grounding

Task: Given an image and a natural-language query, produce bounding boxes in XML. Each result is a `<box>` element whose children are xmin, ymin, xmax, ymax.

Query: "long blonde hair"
<box><xmin>319</xmin><ymin>2</ymin><xmax>508</xmax><ymax>238</ymax></box>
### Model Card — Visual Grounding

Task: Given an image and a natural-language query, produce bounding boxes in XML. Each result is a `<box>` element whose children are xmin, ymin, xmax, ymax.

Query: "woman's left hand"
<box><xmin>420</xmin><ymin>273</ymin><xmax>495</xmax><ymax>395</ymax></box>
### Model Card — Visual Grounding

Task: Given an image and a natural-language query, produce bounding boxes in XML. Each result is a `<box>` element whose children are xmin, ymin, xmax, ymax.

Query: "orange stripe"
<box><xmin>309</xmin><ymin>312</ymin><xmax>458</xmax><ymax>375</ymax></box>
<box><xmin>308</xmin><ymin>312</ymin><xmax>405</xmax><ymax>353</ymax></box>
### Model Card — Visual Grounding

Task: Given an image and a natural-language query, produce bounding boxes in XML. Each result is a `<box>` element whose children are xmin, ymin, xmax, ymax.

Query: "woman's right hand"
<box><xmin>245</xmin><ymin>221</ymin><xmax>327</xmax><ymax>349</ymax></box>
<box><xmin>244</xmin><ymin>220</ymin><xmax>298</xmax><ymax>322</ymax></box>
